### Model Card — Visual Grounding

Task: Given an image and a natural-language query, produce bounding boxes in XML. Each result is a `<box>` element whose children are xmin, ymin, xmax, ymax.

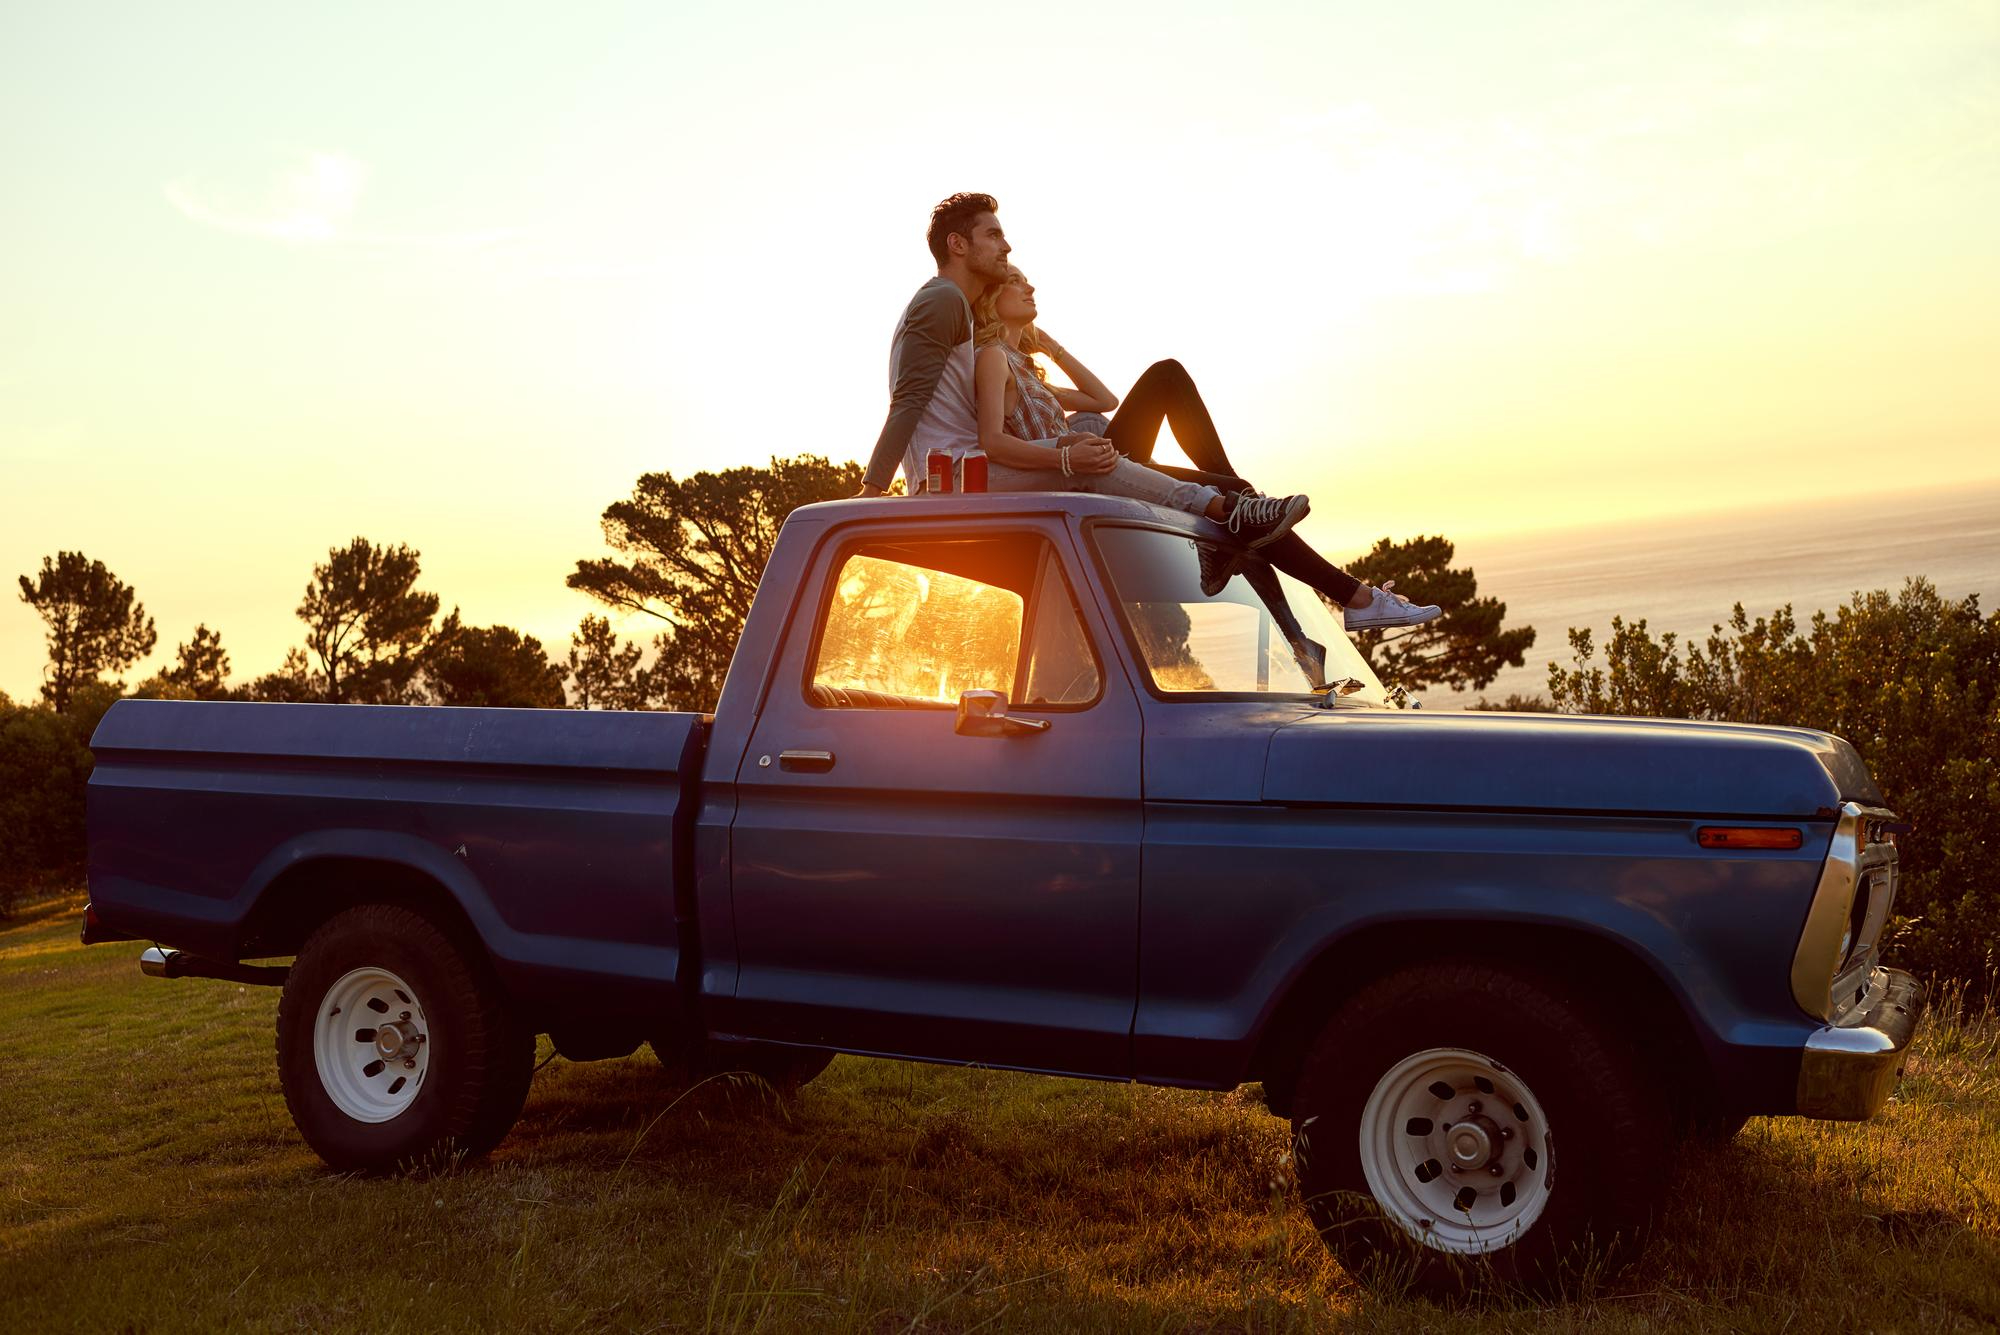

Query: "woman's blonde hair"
<box><xmin>973</xmin><ymin>269</ymin><xmax>1052</xmax><ymax>384</ymax></box>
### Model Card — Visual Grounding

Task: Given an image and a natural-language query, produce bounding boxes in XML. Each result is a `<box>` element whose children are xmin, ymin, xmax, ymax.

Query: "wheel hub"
<box><xmin>312</xmin><ymin>966</ymin><xmax>433</xmax><ymax>1123</ymax></box>
<box><xmin>1447</xmin><ymin>1113</ymin><xmax>1503</xmax><ymax>1170</ymax></box>
<box><xmin>1357</xmin><ymin>1047</ymin><xmax>1556</xmax><ymax>1256</ymax></box>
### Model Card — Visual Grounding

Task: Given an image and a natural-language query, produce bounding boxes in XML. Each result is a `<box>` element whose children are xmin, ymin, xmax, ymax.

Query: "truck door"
<box><xmin>727</xmin><ymin>520</ymin><xmax>1142</xmax><ymax>1076</ymax></box>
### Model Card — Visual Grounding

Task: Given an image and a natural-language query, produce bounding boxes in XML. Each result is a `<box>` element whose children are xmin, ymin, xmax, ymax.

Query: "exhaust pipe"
<box><xmin>139</xmin><ymin>947</ymin><xmax>289</xmax><ymax>987</ymax></box>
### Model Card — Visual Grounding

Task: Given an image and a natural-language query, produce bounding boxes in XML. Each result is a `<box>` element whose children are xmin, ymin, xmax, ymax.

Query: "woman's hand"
<box><xmin>1059</xmin><ymin>432</ymin><xmax>1118</xmax><ymax>475</ymax></box>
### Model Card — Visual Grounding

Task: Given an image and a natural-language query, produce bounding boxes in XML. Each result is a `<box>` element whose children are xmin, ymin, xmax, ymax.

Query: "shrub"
<box><xmin>1549</xmin><ymin>580</ymin><xmax>2000</xmax><ymax>991</ymax></box>
<box><xmin>0</xmin><ymin>686</ymin><xmax>114</xmax><ymax>915</ymax></box>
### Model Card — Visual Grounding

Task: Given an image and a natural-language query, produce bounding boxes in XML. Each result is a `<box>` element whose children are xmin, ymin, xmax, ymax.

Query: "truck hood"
<box><xmin>1263</xmin><ymin>709</ymin><xmax>1882</xmax><ymax>817</ymax></box>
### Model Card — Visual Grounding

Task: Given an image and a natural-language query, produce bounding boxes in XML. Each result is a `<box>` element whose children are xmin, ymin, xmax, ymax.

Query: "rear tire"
<box><xmin>276</xmin><ymin>903</ymin><xmax>533</xmax><ymax>1173</ymax></box>
<box><xmin>1291</xmin><ymin>961</ymin><xmax>1673</xmax><ymax>1295</ymax></box>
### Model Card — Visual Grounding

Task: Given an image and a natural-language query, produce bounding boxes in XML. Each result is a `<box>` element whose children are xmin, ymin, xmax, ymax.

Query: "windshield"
<box><xmin>1092</xmin><ymin>525</ymin><xmax>1387</xmax><ymax>705</ymax></box>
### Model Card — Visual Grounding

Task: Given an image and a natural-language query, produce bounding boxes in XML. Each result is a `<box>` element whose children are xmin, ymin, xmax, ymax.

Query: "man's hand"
<box><xmin>855</xmin><ymin>482</ymin><xmax>885</xmax><ymax>498</ymax></box>
<box><xmin>1058</xmin><ymin>432</ymin><xmax>1117</xmax><ymax>475</ymax></box>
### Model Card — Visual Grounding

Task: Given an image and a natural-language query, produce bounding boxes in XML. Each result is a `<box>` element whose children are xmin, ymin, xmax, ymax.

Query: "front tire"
<box><xmin>276</xmin><ymin>903</ymin><xmax>533</xmax><ymax>1173</ymax></box>
<box><xmin>1292</xmin><ymin>961</ymin><xmax>1673</xmax><ymax>1294</ymax></box>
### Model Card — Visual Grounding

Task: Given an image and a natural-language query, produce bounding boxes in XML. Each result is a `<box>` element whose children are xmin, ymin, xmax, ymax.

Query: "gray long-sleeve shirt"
<box><xmin>863</xmin><ymin>277</ymin><xmax>980</xmax><ymax>492</ymax></box>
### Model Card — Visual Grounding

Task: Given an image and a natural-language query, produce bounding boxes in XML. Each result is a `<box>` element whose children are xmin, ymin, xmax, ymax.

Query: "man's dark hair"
<box><xmin>927</xmin><ymin>192</ymin><xmax>997</xmax><ymax>266</ymax></box>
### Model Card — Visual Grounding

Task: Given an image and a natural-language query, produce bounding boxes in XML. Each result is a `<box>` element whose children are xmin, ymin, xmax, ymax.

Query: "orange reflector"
<box><xmin>1698</xmin><ymin>826</ymin><xmax>1804</xmax><ymax>850</ymax></box>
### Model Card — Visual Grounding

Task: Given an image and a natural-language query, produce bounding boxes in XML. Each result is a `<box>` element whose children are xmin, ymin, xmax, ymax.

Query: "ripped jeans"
<box><xmin>983</xmin><ymin>454</ymin><xmax>1222</xmax><ymax>517</ymax></box>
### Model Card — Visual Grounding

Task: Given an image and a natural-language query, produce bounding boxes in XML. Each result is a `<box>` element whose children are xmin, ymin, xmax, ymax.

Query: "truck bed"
<box><xmin>88</xmin><ymin>700</ymin><xmax>705</xmax><ymax>1024</ymax></box>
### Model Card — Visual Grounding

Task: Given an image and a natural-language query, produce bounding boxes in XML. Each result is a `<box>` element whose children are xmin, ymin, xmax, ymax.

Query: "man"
<box><xmin>858</xmin><ymin>193</ymin><xmax>1108</xmax><ymax>497</ymax></box>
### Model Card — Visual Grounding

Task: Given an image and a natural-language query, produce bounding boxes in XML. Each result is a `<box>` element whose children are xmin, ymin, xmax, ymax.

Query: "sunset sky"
<box><xmin>4</xmin><ymin>0</ymin><xmax>1997</xmax><ymax>701</ymax></box>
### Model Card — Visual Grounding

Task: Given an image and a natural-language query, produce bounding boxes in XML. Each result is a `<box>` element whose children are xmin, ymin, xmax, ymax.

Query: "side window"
<box><xmin>812</xmin><ymin>543</ymin><xmax>1024</xmax><ymax>707</ymax></box>
<box><xmin>809</xmin><ymin>535</ymin><xmax>1100</xmax><ymax>710</ymax></box>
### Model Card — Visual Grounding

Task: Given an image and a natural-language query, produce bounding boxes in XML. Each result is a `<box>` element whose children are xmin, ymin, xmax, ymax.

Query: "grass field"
<box><xmin>4</xmin><ymin>891</ymin><xmax>1998</xmax><ymax>1333</ymax></box>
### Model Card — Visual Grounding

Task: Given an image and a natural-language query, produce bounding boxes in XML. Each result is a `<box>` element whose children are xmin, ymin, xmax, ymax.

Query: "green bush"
<box><xmin>0</xmin><ymin>685</ymin><xmax>116</xmax><ymax>915</ymax></box>
<box><xmin>1549</xmin><ymin>579</ymin><xmax>2000</xmax><ymax>992</ymax></box>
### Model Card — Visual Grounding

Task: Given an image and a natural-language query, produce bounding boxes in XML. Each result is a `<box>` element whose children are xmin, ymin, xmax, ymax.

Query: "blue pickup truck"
<box><xmin>83</xmin><ymin>492</ymin><xmax>1922</xmax><ymax>1288</ymax></box>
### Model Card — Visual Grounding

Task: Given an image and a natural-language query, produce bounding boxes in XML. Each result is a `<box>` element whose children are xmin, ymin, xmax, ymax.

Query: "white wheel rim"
<box><xmin>1357</xmin><ymin>1046</ymin><xmax>1554</xmax><ymax>1255</ymax></box>
<box><xmin>312</xmin><ymin>966</ymin><xmax>432</xmax><ymax>1123</ymax></box>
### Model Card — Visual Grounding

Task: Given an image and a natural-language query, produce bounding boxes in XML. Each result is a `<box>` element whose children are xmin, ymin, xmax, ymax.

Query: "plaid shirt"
<box><xmin>1001</xmin><ymin>344</ymin><xmax>1069</xmax><ymax>442</ymax></box>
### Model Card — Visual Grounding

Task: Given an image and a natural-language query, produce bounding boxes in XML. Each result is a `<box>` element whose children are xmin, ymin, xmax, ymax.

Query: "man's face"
<box><xmin>957</xmin><ymin>212</ymin><xmax>1012</xmax><ymax>282</ymax></box>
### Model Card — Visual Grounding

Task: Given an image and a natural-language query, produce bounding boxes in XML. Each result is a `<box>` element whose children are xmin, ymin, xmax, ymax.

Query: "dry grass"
<box><xmin>3</xmin><ymin>890</ymin><xmax>1997</xmax><ymax>1332</ymax></box>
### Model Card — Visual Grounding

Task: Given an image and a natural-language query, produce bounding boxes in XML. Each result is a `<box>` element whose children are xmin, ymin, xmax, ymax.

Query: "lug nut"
<box><xmin>1467</xmin><ymin>1100</ymin><xmax>1482</xmax><ymax>1114</ymax></box>
<box><xmin>1489</xmin><ymin>1165</ymin><xmax>1503</xmax><ymax>1176</ymax></box>
<box><xmin>404</xmin><ymin>1059</ymin><xmax>416</xmax><ymax>1069</ymax></box>
<box><xmin>1501</xmin><ymin>1128</ymin><xmax>1513</xmax><ymax>1139</ymax></box>
<box><xmin>401</xmin><ymin>1011</ymin><xmax>411</xmax><ymax>1020</ymax></box>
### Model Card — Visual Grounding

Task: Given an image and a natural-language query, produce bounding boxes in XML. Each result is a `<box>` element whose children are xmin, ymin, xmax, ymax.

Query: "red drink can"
<box><xmin>958</xmin><ymin>449</ymin><xmax>988</xmax><ymax>493</ymax></box>
<box><xmin>926</xmin><ymin>449</ymin><xmax>954</xmax><ymax>494</ymax></box>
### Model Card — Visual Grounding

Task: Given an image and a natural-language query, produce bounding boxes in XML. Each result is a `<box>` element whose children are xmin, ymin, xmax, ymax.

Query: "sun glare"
<box><xmin>163</xmin><ymin>150</ymin><xmax>368</xmax><ymax>245</ymax></box>
<box><xmin>4</xmin><ymin>2</ymin><xmax>1995</xmax><ymax>704</ymax></box>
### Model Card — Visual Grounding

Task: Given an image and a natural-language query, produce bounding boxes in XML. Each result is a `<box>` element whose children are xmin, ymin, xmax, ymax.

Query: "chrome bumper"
<box><xmin>1796</xmin><ymin>968</ymin><xmax>1925</xmax><ymax>1120</ymax></box>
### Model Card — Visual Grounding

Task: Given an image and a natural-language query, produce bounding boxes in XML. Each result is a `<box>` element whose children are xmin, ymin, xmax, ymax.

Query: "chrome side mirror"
<box><xmin>955</xmin><ymin>689</ymin><xmax>1051</xmax><ymax>738</ymax></box>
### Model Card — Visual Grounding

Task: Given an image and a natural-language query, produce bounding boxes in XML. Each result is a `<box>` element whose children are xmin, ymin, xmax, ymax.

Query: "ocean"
<box><xmin>1428</xmin><ymin>479</ymin><xmax>2000</xmax><ymax>709</ymax></box>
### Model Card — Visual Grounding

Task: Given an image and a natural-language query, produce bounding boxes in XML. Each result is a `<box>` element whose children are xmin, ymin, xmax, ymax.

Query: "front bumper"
<box><xmin>1796</xmin><ymin>968</ymin><xmax>1925</xmax><ymax>1120</ymax></box>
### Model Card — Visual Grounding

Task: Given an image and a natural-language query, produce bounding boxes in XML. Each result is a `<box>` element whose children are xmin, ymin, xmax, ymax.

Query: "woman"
<box><xmin>971</xmin><ymin>266</ymin><xmax>1438</xmax><ymax>629</ymax></box>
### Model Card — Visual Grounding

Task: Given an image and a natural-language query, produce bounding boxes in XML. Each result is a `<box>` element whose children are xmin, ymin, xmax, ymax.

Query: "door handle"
<box><xmin>778</xmin><ymin>749</ymin><xmax>835</xmax><ymax>773</ymax></box>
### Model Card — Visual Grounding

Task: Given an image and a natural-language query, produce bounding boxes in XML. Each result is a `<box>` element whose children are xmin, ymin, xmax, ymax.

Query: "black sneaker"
<box><xmin>1225</xmin><ymin>492</ymin><xmax>1309</xmax><ymax>548</ymax></box>
<box><xmin>1197</xmin><ymin>542</ymin><xmax>1243</xmax><ymax>596</ymax></box>
<box><xmin>1289</xmin><ymin>635</ymin><xmax>1328</xmax><ymax>689</ymax></box>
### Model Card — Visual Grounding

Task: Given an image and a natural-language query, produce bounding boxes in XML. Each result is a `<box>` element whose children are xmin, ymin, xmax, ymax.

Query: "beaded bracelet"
<box><xmin>1059</xmin><ymin>443</ymin><xmax>1073</xmax><ymax>478</ymax></box>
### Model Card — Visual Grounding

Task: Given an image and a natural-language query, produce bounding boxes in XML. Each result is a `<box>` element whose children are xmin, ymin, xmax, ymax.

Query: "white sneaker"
<box><xmin>1344</xmin><ymin>580</ymin><xmax>1442</xmax><ymax>630</ymax></box>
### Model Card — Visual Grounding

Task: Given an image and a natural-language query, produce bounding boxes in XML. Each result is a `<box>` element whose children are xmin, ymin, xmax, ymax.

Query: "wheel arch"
<box><xmin>1246</xmin><ymin>920</ymin><xmax>1718</xmax><ymax>1123</ymax></box>
<box><xmin>239</xmin><ymin>850</ymin><xmax>487</xmax><ymax>963</ymax></box>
